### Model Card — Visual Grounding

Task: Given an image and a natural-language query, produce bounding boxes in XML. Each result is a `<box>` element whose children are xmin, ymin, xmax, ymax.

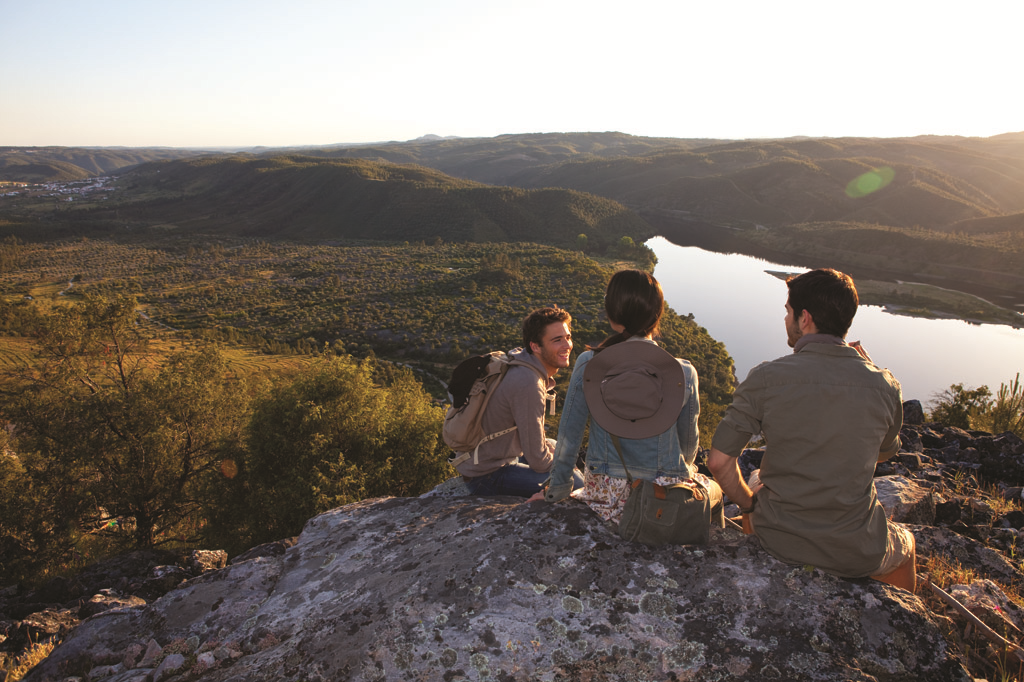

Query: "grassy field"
<box><xmin>0</xmin><ymin>336</ymin><xmax>34</xmax><ymax>371</ymax></box>
<box><xmin>0</xmin><ymin>327</ymin><xmax>316</xmax><ymax>382</ymax></box>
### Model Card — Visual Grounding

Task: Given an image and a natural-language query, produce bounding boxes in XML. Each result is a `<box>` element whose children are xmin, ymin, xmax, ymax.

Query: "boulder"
<box><xmin>902</xmin><ymin>399</ymin><xmax>925</xmax><ymax>426</ymax></box>
<box><xmin>78</xmin><ymin>591</ymin><xmax>146</xmax><ymax>620</ymax></box>
<box><xmin>875</xmin><ymin>475</ymin><xmax>936</xmax><ymax>525</ymax></box>
<box><xmin>181</xmin><ymin>550</ymin><xmax>228</xmax><ymax>575</ymax></box>
<box><xmin>912</xmin><ymin>525</ymin><xmax>1024</xmax><ymax>587</ymax></box>
<box><xmin>948</xmin><ymin>579</ymin><xmax>1024</xmax><ymax>636</ymax></box>
<box><xmin>12</xmin><ymin>608</ymin><xmax>78</xmax><ymax>653</ymax></box>
<box><xmin>229</xmin><ymin>537</ymin><xmax>297</xmax><ymax>565</ymax></box>
<box><xmin>24</xmin><ymin>495</ymin><xmax>970</xmax><ymax>681</ymax></box>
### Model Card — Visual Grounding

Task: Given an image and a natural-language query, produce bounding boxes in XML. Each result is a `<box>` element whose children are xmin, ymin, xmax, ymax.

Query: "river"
<box><xmin>649</xmin><ymin>236</ymin><xmax>1024</xmax><ymax>404</ymax></box>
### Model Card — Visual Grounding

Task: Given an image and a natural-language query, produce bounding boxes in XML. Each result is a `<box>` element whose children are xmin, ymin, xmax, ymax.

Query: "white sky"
<box><xmin>1</xmin><ymin>0</ymin><xmax>1022</xmax><ymax>148</ymax></box>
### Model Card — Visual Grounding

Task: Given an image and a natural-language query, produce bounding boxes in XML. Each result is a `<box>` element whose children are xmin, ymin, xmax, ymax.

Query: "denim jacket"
<box><xmin>544</xmin><ymin>338</ymin><xmax>700</xmax><ymax>503</ymax></box>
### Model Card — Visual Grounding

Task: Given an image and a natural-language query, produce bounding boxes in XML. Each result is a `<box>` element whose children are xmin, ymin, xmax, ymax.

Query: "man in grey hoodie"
<box><xmin>458</xmin><ymin>306</ymin><xmax>584</xmax><ymax>497</ymax></box>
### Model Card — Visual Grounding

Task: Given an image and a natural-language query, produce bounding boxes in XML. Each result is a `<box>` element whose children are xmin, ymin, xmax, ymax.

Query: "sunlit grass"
<box><xmin>0</xmin><ymin>337</ymin><xmax>34</xmax><ymax>370</ymax></box>
<box><xmin>4</xmin><ymin>638</ymin><xmax>55</xmax><ymax>681</ymax></box>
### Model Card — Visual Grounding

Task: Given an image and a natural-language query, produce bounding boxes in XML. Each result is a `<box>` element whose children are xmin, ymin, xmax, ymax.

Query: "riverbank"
<box><xmin>650</xmin><ymin>237</ymin><xmax>1024</xmax><ymax>403</ymax></box>
<box><xmin>642</xmin><ymin>210</ymin><xmax>1024</xmax><ymax>322</ymax></box>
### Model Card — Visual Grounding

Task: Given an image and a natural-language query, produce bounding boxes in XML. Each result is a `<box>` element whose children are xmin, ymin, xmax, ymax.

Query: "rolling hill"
<box><xmin>64</xmin><ymin>154</ymin><xmax>653</xmax><ymax>248</ymax></box>
<box><xmin>5</xmin><ymin>131</ymin><xmax>1024</xmax><ymax>300</ymax></box>
<box><xmin>253</xmin><ymin>132</ymin><xmax>1024</xmax><ymax>234</ymax></box>
<box><xmin>0</xmin><ymin>147</ymin><xmax>206</xmax><ymax>182</ymax></box>
<box><xmin>277</xmin><ymin>131</ymin><xmax>721</xmax><ymax>186</ymax></box>
<box><xmin>497</xmin><ymin>136</ymin><xmax>1024</xmax><ymax>231</ymax></box>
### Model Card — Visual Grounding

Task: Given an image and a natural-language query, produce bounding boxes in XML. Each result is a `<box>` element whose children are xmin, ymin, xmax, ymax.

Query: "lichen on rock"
<box><xmin>22</xmin><ymin>495</ymin><xmax>970</xmax><ymax>681</ymax></box>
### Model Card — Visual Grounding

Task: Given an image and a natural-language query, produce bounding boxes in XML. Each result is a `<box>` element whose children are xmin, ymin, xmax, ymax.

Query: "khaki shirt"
<box><xmin>712</xmin><ymin>342</ymin><xmax>902</xmax><ymax>577</ymax></box>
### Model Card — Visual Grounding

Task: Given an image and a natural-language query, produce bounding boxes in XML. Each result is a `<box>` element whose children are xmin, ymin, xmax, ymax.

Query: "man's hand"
<box><xmin>707</xmin><ymin>447</ymin><xmax>755</xmax><ymax>511</ymax></box>
<box><xmin>525</xmin><ymin>491</ymin><xmax>545</xmax><ymax>503</ymax></box>
<box><xmin>849</xmin><ymin>340</ymin><xmax>873</xmax><ymax>363</ymax></box>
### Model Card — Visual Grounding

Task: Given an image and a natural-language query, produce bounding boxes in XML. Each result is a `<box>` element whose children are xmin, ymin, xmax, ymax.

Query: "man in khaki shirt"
<box><xmin>708</xmin><ymin>269</ymin><xmax>915</xmax><ymax>591</ymax></box>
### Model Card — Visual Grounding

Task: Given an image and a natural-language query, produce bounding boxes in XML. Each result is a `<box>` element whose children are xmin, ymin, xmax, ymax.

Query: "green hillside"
<box><xmin>54</xmin><ymin>155</ymin><xmax>652</xmax><ymax>249</ymax></box>
<box><xmin>0</xmin><ymin>236</ymin><xmax>734</xmax><ymax>440</ymax></box>
<box><xmin>5</xmin><ymin>132</ymin><xmax>1024</xmax><ymax>302</ymax></box>
<box><xmin>507</xmin><ymin>137</ymin><xmax>1024</xmax><ymax>230</ymax></box>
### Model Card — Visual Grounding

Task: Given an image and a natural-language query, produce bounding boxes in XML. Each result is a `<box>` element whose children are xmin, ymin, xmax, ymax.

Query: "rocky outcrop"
<box><xmin>23</xmin><ymin>495</ymin><xmax>968</xmax><ymax>682</ymax></box>
<box><xmin>15</xmin><ymin>402</ymin><xmax>1024</xmax><ymax>681</ymax></box>
<box><xmin>0</xmin><ymin>550</ymin><xmax>226</xmax><ymax>671</ymax></box>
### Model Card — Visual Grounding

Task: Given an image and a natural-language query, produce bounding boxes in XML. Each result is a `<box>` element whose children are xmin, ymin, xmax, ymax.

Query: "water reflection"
<box><xmin>649</xmin><ymin>237</ymin><xmax>1024</xmax><ymax>403</ymax></box>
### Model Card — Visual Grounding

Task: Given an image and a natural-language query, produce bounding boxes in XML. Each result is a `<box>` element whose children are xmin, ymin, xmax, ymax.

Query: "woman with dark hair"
<box><xmin>539</xmin><ymin>270</ymin><xmax>722</xmax><ymax>532</ymax></box>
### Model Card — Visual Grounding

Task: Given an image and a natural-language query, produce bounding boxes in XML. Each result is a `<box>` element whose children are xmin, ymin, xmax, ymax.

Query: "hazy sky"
<box><xmin>2</xmin><ymin>0</ymin><xmax>1021</xmax><ymax>148</ymax></box>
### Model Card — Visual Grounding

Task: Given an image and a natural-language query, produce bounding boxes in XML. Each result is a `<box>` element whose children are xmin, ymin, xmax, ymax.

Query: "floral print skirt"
<box><xmin>571</xmin><ymin>469</ymin><xmax>713</xmax><ymax>526</ymax></box>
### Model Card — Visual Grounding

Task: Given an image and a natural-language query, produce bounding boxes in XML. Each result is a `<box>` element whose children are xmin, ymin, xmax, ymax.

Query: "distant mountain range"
<box><xmin>301</xmin><ymin>132</ymin><xmax>1024</xmax><ymax>235</ymax></box>
<box><xmin>7</xmin><ymin>131</ymin><xmax>1021</xmax><ymax>234</ymax></box>
<box><xmin>3</xmin><ymin>131</ymin><xmax>1024</xmax><ymax>298</ymax></box>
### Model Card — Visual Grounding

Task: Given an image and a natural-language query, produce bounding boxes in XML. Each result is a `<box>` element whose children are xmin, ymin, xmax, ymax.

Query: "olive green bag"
<box><xmin>611</xmin><ymin>435</ymin><xmax>715</xmax><ymax>546</ymax></box>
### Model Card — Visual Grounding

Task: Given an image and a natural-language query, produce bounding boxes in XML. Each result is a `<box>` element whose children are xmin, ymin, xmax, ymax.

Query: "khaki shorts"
<box><xmin>872</xmin><ymin>522</ymin><xmax>915</xmax><ymax>576</ymax></box>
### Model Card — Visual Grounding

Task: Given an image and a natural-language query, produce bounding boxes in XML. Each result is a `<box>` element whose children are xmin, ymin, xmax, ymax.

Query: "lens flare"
<box><xmin>220</xmin><ymin>459</ymin><xmax>238</xmax><ymax>479</ymax></box>
<box><xmin>845</xmin><ymin>166</ymin><xmax>895</xmax><ymax>198</ymax></box>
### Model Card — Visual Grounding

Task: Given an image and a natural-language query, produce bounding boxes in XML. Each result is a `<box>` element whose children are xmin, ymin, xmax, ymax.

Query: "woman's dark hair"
<box><xmin>590</xmin><ymin>270</ymin><xmax>665</xmax><ymax>352</ymax></box>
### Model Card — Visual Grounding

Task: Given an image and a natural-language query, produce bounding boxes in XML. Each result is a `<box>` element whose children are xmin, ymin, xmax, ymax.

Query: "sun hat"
<box><xmin>582</xmin><ymin>338</ymin><xmax>687</xmax><ymax>439</ymax></box>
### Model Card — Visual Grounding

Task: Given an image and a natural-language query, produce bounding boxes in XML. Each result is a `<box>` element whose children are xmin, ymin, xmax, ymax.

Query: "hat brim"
<box><xmin>583</xmin><ymin>340</ymin><xmax>688</xmax><ymax>439</ymax></box>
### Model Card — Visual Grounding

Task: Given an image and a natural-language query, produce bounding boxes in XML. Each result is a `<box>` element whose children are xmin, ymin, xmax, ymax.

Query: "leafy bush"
<box><xmin>236</xmin><ymin>355</ymin><xmax>449</xmax><ymax>547</ymax></box>
<box><xmin>929</xmin><ymin>374</ymin><xmax>1024</xmax><ymax>438</ymax></box>
<box><xmin>929</xmin><ymin>383</ymin><xmax>993</xmax><ymax>430</ymax></box>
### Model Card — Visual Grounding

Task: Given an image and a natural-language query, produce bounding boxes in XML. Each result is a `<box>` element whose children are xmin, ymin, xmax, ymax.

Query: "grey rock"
<box><xmin>419</xmin><ymin>475</ymin><xmax>471</xmax><ymax>498</ymax></box>
<box><xmin>152</xmin><ymin>652</ymin><xmax>185</xmax><ymax>682</ymax></box>
<box><xmin>913</xmin><ymin>525</ymin><xmax>1024</xmax><ymax>586</ymax></box>
<box><xmin>228</xmin><ymin>537</ymin><xmax>297</xmax><ymax>565</ymax></box>
<box><xmin>948</xmin><ymin>578</ymin><xmax>1024</xmax><ymax>635</ymax></box>
<box><xmin>135</xmin><ymin>566</ymin><xmax>189</xmax><ymax>602</ymax></box>
<box><xmin>899</xmin><ymin>426</ymin><xmax>924</xmax><ymax>453</ymax></box>
<box><xmin>875</xmin><ymin>475</ymin><xmax>936</xmax><ymax>525</ymax></box>
<box><xmin>137</xmin><ymin>638</ymin><xmax>163</xmax><ymax>668</ymax></box>
<box><xmin>17</xmin><ymin>608</ymin><xmax>77</xmax><ymax>645</ymax></box>
<box><xmin>24</xmin><ymin>496</ymin><xmax>969</xmax><ymax>681</ymax></box>
<box><xmin>903</xmin><ymin>399</ymin><xmax>925</xmax><ymax>425</ymax></box>
<box><xmin>180</xmin><ymin>550</ymin><xmax>227</xmax><ymax>576</ymax></box>
<box><xmin>78</xmin><ymin>594</ymin><xmax>146</xmax><ymax>620</ymax></box>
<box><xmin>85</xmin><ymin>662</ymin><xmax>123</xmax><ymax>679</ymax></box>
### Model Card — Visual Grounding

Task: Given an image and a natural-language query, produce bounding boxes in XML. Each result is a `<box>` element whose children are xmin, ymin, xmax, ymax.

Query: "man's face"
<box><xmin>784</xmin><ymin>302</ymin><xmax>802</xmax><ymax>348</ymax></box>
<box><xmin>531</xmin><ymin>321</ymin><xmax>573</xmax><ymax>377</ymax></box>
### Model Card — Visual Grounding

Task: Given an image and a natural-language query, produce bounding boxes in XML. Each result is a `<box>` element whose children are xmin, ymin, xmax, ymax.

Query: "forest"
<box><xmin>0</xmin><ymin>234</ymin><xmax>734</xmax><ymax>584</ymax></box>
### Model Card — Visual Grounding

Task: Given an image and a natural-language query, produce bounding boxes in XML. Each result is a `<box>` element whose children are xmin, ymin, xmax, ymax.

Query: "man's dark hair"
<box><xmin>522</xmin><ymin>307</ymin><xmax>571</xmax><ymax>353</ymax></box>
<box><xmin>786</xmin><ymin>268</ymin><xmax>859</xmax><ymax>337</ymax></box>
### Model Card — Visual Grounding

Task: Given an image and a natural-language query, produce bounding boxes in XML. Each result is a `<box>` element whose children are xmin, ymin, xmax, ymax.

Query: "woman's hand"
<box><xmin>526</xmin><ymin>491</ymin><xmax>546</xmax><ymax>503</ymax></box>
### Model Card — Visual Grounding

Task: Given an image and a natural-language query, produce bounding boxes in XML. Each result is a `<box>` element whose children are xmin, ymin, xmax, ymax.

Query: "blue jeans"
<box><xmin>466</xmin><ymin>456</ymin><xmax>584</xmax><ymax>498</ymax></box>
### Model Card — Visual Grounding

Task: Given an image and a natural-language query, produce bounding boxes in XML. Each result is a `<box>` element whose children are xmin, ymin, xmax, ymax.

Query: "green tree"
<box><xmin>240</xmin><ymin>355</ymin><xmax>449</xmax><ymax>545</ymax></box>
<box><xmin>5</xmin><ymin>295</ymin><xmax>248</xmax><ymax>550</ymax></box>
